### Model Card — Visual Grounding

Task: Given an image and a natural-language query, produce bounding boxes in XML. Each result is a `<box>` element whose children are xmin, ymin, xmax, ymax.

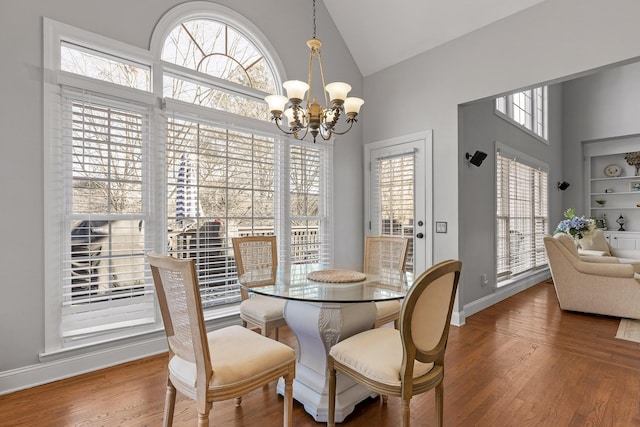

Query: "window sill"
<box><xmin>495</xmin><ymin>110</ymin><xmax>549</xmax><ymax>145</ymax></box>
<box><xmin>40</xmin><ymin>303</ymin><xmax>241</xmax><ymax>363</ymax></box>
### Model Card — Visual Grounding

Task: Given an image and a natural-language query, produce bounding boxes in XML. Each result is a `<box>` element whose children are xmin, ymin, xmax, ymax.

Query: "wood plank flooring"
<box><xmin>1</xmin><ymin>279</ymin><xmax>639</xmax><ymax>426</ymax></box>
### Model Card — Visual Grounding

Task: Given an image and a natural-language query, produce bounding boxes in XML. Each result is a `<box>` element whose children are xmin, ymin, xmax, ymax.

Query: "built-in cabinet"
<box><xmin>603</xmin><ymin>231</ymin><xmax>640</xmax><ymax>249</ymax></box>
<box><xmin>585</xmin><ymin>135</ymin><xmax>640</xmax><ymax>233</ymax></box>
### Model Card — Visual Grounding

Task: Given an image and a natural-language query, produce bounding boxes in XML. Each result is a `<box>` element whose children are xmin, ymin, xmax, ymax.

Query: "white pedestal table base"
<box><xmin>277</xmin><ymin>300</ymin><xmax>378</xmax><ymax>422</ymax></box>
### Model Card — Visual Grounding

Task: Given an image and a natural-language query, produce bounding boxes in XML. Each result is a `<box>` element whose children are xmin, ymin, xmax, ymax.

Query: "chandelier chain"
<box><xmin>312</xmin><ymin>0</ymin><xmax>316</xmax><ymax>39</ymax></box>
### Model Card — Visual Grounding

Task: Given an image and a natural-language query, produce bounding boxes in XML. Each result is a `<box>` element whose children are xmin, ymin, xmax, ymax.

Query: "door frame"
<box><xmin>364</xmin><ymin>130</ymin><xmax>433</xmax><ymax>274</ymax></box>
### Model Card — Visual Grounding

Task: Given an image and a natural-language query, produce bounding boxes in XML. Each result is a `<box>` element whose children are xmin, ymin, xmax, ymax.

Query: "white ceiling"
<box><xmin>324</xmin><ymin>0</ymin><xmax>545</xmax><ymax>77</ymax></box>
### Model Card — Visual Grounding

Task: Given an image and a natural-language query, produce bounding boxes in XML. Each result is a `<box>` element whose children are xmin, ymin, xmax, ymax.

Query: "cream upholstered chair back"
<box><xmin>553</xmin><ymin>233</ymin><xmax>581</xmax><ymax>260</ymax></box>
<box><xmin>580</xmin><ymin>229</ymin><xmax>611</xmax><ymax>254</ymax></box>
<box><xmin>148</xmin><ymin>254</ymin><xmax>212</xmax><ymax>385</ymax></box>
<box><xmin>327</xmin><ymin>259</ymin><xmax>462</xmax><ymax>427</ymax></box>
<box><xmin>233</xmin><ymin>236</ymin><xmax>278</xmax><ymax>299</ymax></box>
<box><xmin>401</xmin><ymin>259</ymin><xmax>461</xmax><ymax>369</ymax></box>
<box><xmin>364</xmin><ymin>236</ymin><xmax>410</xmax><ymax>273</ymax></box>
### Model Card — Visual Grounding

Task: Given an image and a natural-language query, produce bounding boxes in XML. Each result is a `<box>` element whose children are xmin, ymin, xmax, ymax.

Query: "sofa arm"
<box><xmin>575</xmin><ymin>261</ymin><xmax>636</xmax><ymax>278</ymax></box>
<box><xmin>578</xmin><ymin>249</ymin><xmax>610</xmax><ymax>257</ymax></box>
<box><xmin>579</xmin><ymin>255</ymin><xmax>619</xmax><ymax>263</ymax></box>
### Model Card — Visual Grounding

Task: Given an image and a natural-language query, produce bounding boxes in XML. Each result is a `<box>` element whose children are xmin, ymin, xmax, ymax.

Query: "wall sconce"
<box><xmin>465</xmin><ymin>150</ymin><xmax>487</xmax><ymax>167</ymax></box>
<box><xmin>558</xmin><ymin>181</ymin><xmax>570</xmax><ymax>191</ymax></box>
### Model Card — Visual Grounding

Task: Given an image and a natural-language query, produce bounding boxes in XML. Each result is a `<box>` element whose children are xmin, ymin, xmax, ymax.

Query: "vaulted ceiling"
<box><xmin>324</xmin><ymin>0</ymin><xmax>545</xmax><ymax>77</ymax></box>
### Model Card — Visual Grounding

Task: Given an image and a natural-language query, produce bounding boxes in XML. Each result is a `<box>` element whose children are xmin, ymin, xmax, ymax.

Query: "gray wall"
<box><xmin>0</xmin><ymin>0</ymin><xmax>363</xmax><ymax>375</ymax></box>
<box><xmin>459</xmin><ymin>84</ymin><xmax>564</xmax><ymax>305</ymax></box>
<box><xmin>562</xmin><ymin>61</ymin><xmax>640</xmax><ymax>215</ymax></box>
<box><xmin>363</xmin><ymin>0</ymin><xmax>640</xmax><ymax>315</ymax></box>
<box><xmin>4</xmin><ymin>0</ymin><xmax>640</xmax><ymax>390</ymax></box>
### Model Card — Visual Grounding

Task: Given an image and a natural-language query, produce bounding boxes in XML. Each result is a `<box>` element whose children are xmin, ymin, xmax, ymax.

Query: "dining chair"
<box><xmin>327</xmin><ymin>259</ymin><xmax>462</xmax><ymax>427</ymax></box>
<box><xmin>148</xmin><ymin>253</ymin><xmax>296</xmax><ymax>427</ymax></box>
<box><xmin>232</xmin><ymin>235</ymin><xmax>287</xmax><ymax>341</ymax></box>
<box><xmin>364</xmin><ymin>235</ymin><xmax>410</xmax><ymax>328</ymax></box>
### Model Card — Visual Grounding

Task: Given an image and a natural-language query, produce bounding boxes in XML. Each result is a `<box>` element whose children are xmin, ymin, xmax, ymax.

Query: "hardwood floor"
<box><xmin>2</xmin><ymin>279</ymin><xmax>639</xmax><ymax>426</ymax></box>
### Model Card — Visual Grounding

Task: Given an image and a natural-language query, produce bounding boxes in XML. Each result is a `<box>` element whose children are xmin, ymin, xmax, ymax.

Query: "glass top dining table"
<box><xmin>238</xmin><ymin>263</ymin><xmax>413</xmax><ymax>303</ymax></box>
<box><xmin>238</xmin><ymin>263</ymin><xmax>414</xmax><ymax>423</ymax></box>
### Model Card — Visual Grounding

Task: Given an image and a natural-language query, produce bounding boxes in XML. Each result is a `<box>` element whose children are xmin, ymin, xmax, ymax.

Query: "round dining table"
<box><xmin>239</xmin><ymin>263</ymin><xmax>413</xmax><ymax>423</ymax></box>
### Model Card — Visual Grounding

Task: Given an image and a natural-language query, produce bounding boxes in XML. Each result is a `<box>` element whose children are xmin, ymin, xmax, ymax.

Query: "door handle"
<box><xmin>416</xmin><ymin>233</ymin><xmax>424</xmax><ymax>239</ymax></box>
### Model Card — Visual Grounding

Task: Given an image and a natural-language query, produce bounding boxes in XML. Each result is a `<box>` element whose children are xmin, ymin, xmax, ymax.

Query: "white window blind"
<box><xmin>371</xmin><ymin>152</ymin><xmax>415</xmax><ymax>272</ymax></box>
<box><xmin>166</xmin><ymin>116</ymin><xmax>276</xmax><ymax>307</ymax></box>
<box><xmin>61</xmin><ymin>89</ymin><xmax>156</xmax><ymax>341</ymax></box>
<box><xmin>289</xmin><ymin>143</ymin><xmax>332</xmax><ymax>265</ymax></box>
<box><xmin>496</xmin><ymin>150</ymin><xmax>548</xmax><ymax>282</ymax></box>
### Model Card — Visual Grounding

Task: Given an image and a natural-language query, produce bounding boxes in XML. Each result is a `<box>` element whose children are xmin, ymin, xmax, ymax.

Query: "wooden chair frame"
<box><xmin>328</xmin><ymin>259</ymin><xmax>462</xmax><ymax>427</ymax></box>
<box><xmin>364</xmin><ymin>235</ymin><xmax>410</xmax><ymax>328</ymax></box>
<box><xmin>232</xmin><ymin>235</ymin><xmax>286</xmax><ymax>340</ymax></box>
<box><xmin>148</xmin><ymin>253</ymin><xmax>295</xmax><ymax>427</ymax></box>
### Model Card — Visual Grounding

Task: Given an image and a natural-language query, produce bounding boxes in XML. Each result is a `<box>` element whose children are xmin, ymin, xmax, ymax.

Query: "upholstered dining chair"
<box><xmin>232</xmin><ymin>235</ymin><xmax>287</xmax><ymax>341</ymax></box>
<box><xmin>364</xmin><ymin>235</ymin><xmax>410</xmax><ymax>328</ymax></box>
<box><xmin>148</xmin><ymin>253</ymin><xmax>296</xmax><ymax>427</ymax></box>
<box><xmin>328</xmin><ymin>259</ymin><xmax>462</xmax><ymax>427</ymax></box>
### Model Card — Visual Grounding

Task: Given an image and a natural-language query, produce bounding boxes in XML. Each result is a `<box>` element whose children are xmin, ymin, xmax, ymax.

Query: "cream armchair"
<box><xmin>544</xmin><ymin>233</ymin><xmax>640</xmax><ymax>319</ymax></box>
<box><xmin>579</xmin><ymin>229</ymin><xmax>640</xmax><ymax>263</ymax></box>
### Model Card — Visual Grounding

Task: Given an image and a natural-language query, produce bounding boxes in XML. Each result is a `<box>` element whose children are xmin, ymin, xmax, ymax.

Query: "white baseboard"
<box><xmin>0</xmin><ymin>336</ymin><xmax>168</xmax><ymax>396</ymax></box>
<box><xmin>463</xmin><ymin>269</ymin><xmax>551</xmax><ymax>319</ymax></box>
<box><xmin>451</xmin><ymin>310</ymin><xmax>466</xmax><ymax>327</ymax></box>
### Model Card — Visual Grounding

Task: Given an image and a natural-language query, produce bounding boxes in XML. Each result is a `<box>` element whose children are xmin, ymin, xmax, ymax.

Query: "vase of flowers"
<box><xmin>555</xmin><ymin>208</ymin><xmax>596</xmax><ymax>247</ymax></box>
<box><xmin>625</xmin><ymin>152</ymin><xmax>640</xmax><ymax>176</ymax></box>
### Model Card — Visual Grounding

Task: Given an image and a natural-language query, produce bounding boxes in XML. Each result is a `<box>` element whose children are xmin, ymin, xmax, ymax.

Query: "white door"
<box><xmin>364</xmin><ymin>131</ymin><xmax>432</xmax><ymax>274</ymax></box>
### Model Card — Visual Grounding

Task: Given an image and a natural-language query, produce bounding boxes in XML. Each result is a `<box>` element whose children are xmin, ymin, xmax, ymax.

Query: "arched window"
<box><xmin>155</xmin><ymin>4</ymin><xmax>283</xmax><ymax>121</ymax></box>
<box><xmin>43</xmin><ymin>3</ymin><xmax>331</xmax><ymax>352</ymax></box>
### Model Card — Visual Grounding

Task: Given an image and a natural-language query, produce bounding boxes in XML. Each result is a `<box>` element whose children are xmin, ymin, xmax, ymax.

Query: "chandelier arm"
<box><xmin>292</xmin><ymin>105</ymin><xmax>306</xmax><ymax>129</ymax></box>
<box><xmin>325</xmin><ymin>105</ymin><xmax>341</xmax><ymax>129</ymax></box>
<box><xmin>326</xmin><ymin>119</ymin><xmax>355</xmax><ymax>136</ymax></box>
<box><xmin>296</xmin><ymin>126</ymin><xmax>310</xmax><ymax>141</ymax></box>
<box><xmin>319</xmin><ymin>128</ymin><xmax>333</xmax><ymax>141</ymax></box>
<box><xmin>274</xmin><ymin>119</ymin><xmax>297</xmax><ymax>136</ymax></box>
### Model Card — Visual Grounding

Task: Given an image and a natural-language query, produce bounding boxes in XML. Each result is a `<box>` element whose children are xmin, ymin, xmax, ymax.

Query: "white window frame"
<box><xmin>495</xmin><ymin>143</ymin><xmax>549</xmax><ymax>286</ymax></box>
<box><xmin>495</xmin><ymin>86</ymin><xmax>548</xmax><ymax>143</ymax></box>
<box><xmin>43</xmin><ymin>4</ymin><xmax>333</xmax><ymax>353</ymax></box>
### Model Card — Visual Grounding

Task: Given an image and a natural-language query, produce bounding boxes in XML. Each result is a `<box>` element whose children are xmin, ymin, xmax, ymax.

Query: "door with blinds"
<box><xmin>365</xmin><ymin>132</ymin><xmax>432</xmax><ymax>274</ymax></box>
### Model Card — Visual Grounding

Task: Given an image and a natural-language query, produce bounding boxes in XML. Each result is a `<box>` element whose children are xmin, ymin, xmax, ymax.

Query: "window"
<box><xmin>372</xmin><ymin>153</ymin><xmax>415</xmax><ymax>272</ymax></box>
<box><xmin>496</xmin><ymin>146</ymin><xmax>548</xmax><ymax>284</ymax></box>
<box><xmin>44</xmin><ymin>4</ymin><xmax>332</xmax><ymax>351</ymax></box>
<box><xmin>496</xmin><ymin>86</ymin><xmax>547</xmax><ymax>141</ymax></box>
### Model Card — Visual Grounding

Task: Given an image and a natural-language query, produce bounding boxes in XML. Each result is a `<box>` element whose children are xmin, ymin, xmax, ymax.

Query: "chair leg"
<box><xmin>197</xmin><ymin>412</ymin><xmax>209</xmax><ymax>427</ymax></box>
<box><xmin>196</xmin><ymin>401</ymin><xmax>212</xmax><ymax>427</ymax></box>
<box><xmin>435</xmin><ymin>382</ymin><xmax>444</xmax><ymax>427</ymax></box>
<box><xmin>380</xmin><ymin>394</ymin><xmax>388</xmax><ymax>404</ymax></box>
<box><xmin>274</xmin><ymin>326</ymin><xmax>279</xmax><ymax>341</ymax></box>
<box><xmin>234</xmin><ymin>396</ymin><xmax>242</xmax><ymax>407</ymax></box>
<box><xmin>393</xmin><ymin>318</ymin><xmax>400</xmax><ymax>330</ymax></box>
<box><xmin>328</xmin><ymin>359</ymin><xmax>336</xmax><ymax>427</ymax></box>
<box><xmin>283</xmin><ymin>371</ymin><xmax>294</xmax><ymax>427</ymax></box>
<box><xmin>401</xmin><ymin>399</ymin><xmax>410</xmax><ymax>427</ymax></box>
<box><xmin>163</xmin><ymin>380</ymin><xmax>176</xmax><ymax>427</ymax></box>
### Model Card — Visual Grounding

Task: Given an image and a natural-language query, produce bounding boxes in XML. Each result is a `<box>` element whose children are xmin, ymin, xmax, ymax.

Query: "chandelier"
<box><xmin>265</xmin><ymin>0</ymin><xmax>364</xmax><ymax>143</ymax></box>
